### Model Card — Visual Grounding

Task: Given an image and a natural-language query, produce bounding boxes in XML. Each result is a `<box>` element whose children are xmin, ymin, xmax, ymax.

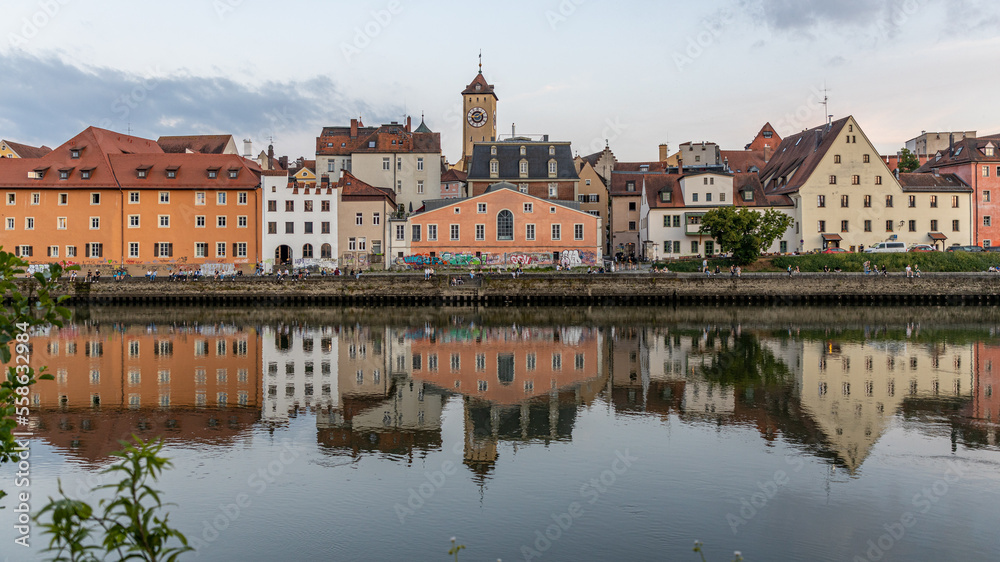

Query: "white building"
<box><xmin>261</xmin><ymin>169</ymin><xmax>339</xmax><ymax>272</ymax></box>
<box><xmin>261</xmin><ymin>325</ymin><xmax>339</xmax><ymax>422</ymax></box>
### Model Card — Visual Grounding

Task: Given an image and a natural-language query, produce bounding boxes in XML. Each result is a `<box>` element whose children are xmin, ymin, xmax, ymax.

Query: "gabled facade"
<box><xmin>913</xmin><ymin>136</ymin><xmax>1000</xmax><ymax>247</ymax></box>
<box><xmin>440</xmin><ymin>167</ymin><xmax>466</xmax><ymax>199</ymax></box>
<box><xmin>466</xmin><ymin>139</ymin><xmax>580</xmax><ymax>202</ymax></box>
<box><xmin>337</xmin><ymin>171</ymin><xmax>395</xmax><ymax>270</ymax></box>
<box><xmin>157</xmin><ymin>135</ymin><xmax>239</xmax><ymax>155</ymax></box>
<box><xmin>403</xmin><ymin>184</ymin><xmax>601</xmax><ymax>268</ymax></box>
<box><xmin>261</xmin><ymin>166</ymin><xmax>338</xmax><ymax>272</ymax></box>
<box><xmin>574</xmin><ymin>158</ymin><xmax>610</xmax><ymax>253</ymax></box>
<box><xmin>316</xmin><ymin>118</ymin><xmax>441</xmax><ymax>214</ymax></box>
<box><xmin>759</xmin><ymin>116</ymin><xmax>972</xmax><ymax>251</ymax></box>
<box><xmin>0</xmin><ymin>126</ymin><xmax>261</xmax><ymax>272</ymax></box>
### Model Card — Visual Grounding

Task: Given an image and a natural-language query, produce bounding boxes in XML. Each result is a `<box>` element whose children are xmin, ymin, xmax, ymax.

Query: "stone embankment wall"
<box><xmin>25</xmin><ymin>272</ymin><xmax>1000</xmax><ymax>307</ymax></box>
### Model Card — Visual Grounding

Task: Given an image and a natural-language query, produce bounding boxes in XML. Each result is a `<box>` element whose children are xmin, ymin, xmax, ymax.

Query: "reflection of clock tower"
<box><xmin>461</xmin><ymin>59</ymin><xmax>498</xmax><ymax>169</ymax></box>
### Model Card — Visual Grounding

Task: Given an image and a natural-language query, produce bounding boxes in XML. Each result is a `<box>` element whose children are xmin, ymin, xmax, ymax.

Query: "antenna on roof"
<box><xmin>127</xmin><ymin>121</ymin><xmax>132</xmax><ymax>135</ymax></box>
<box><xmin>821</xmin><ymin>83</ymin><xmax>831</xmax><ymax>125</ymax></box>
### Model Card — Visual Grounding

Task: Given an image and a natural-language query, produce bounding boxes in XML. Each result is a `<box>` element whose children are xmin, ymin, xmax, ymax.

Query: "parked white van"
<box><xmin>864</xmin><ymin>242</ymin><xmax>907</xmax><ymax>253</ymax></box>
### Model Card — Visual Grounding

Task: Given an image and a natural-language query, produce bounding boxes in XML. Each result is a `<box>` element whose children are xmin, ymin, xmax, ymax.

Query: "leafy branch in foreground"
<box><xmin>1</xmin><ymin>250</ymin><xmax>73</xmax><ymax>502</ymax></box>
<box><xmin>37</xmin><ymin>436</ymin><xmax>192</xmax><ymax>562</ymax></box>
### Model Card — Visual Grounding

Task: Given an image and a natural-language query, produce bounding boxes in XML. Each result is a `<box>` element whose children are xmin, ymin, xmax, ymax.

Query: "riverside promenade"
<box><xmin>47</xmin><ymin>270</ymin><xmax>1000</xmax><ymax>307</ymax></box>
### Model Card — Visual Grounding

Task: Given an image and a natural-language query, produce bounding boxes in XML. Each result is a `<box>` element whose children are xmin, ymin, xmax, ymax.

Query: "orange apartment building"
<box><xmin>26</xmin><ymin>323</ymin><xmax>262</xmax><ymax>462</ymax></box>
<box><xmin>0</xmin><ymin>127</ymin><xmax>262</xmax><ymax>273</ymax></box>
<box><xmin>406</xmin><ymin>185</ymin><xmax>602</xmax><ymax>267</ymax></box>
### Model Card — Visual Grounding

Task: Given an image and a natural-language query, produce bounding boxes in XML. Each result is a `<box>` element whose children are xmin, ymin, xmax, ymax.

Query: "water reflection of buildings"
<box><xmin>28</xmin><ymin>324</ymin><xmax>262</xmax><ymax>464</ymax></box>
<box><xmin>622</xmin><ymin>325</ymin><xmax>982</xmax><ymax>473</ymax></box>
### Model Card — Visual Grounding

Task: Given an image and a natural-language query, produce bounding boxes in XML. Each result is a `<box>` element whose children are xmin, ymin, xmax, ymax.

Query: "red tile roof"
<box><xmin>338</xmin><ymin>170</ymin><xmax>396</xmax><ymax>205</ymax></box>
<box><xmin>914</xmin><ymin>137</ymin><xmax>1000</xmax><ymax>172</ymax></box>
<box><xmin>316</xmin><ymin>122</ymin><xmax>440</xmax><ymax>156</ymax></box>
<box><xmin>0</xmin><ymin>127</ymin><xmax>258</xmax><ymax>190</ymax></box>
<box><xmin>441</xmin><ymin>168</ymin><xmax>467</xmax><ymax>183</ymax></box>
<box><xmin>720</xmin><ymin>150</ymin><xmax>766</xmax><ymax>173</ymax></box>
<box><xmin>1</xmin><ymin>140</ymin><xmax>51</xmax><ymax>158</ymax></box>
<box><xmin>461</xmin><ymin>72</ymin><xmax>498</xmax><ymax>98</ymax></box>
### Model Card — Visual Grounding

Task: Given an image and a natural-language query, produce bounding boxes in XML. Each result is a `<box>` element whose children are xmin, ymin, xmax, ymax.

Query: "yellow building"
<box><xmin>0</xmin><ymin>139</ymin><xmax>50</xmax><ymax>159</ymax></box>
<box><xmin>460</xmin><ymin>64</ymin><xmax>498</xmax><ymax>169</ymax></box>
<box><xmin>760</xmin><ymin>116</ymin><xmax>973</xmax><ymax>252</ymax></box>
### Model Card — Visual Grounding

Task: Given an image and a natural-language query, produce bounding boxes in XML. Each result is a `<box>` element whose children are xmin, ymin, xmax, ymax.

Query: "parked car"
<box><xmin>908</xmin><ymin>244</ymin><xmax>936</xmax><ymax>252</ymax></box>
<box><xmin>985</xmin><ymin>246</ymin><xmax>1000</xmax><ymax>252</ymax></box>
<box><xmin>822</xmin><ymin>247</ymin><xmax>848</xmax><ymax>253</ymax></box>
<box><xmin>946</xmin><ymin>245</ymin><xmax>984</xmax><ymax>252</ymax></box>
<box><xmin>864</xmin><ymin>242</ymin><xmax>907</xmax><ymax>253</ymax></box>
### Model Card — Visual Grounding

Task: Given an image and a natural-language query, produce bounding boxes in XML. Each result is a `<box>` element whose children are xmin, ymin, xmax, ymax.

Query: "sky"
<box><xmin>2</xmin><ymin>0</ymin><xmax>999</xmax><ymax>164</ymax></box>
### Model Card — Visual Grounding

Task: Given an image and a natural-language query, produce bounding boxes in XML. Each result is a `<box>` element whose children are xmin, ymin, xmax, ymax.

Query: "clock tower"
<box><xmin>461</xmin><ymin>57</ymin><xmax>498</xmax><ymax>169</ymax></box>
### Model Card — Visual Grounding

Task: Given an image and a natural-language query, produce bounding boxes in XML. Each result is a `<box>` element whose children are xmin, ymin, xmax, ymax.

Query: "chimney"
<box><xmin>351</xmin><ymin>119</ymin><xmax>359</xmax><ymax>139</ymax></box>
<box><xmin>543</xmin><ymin>134</ymin><xmax>549</xmax><ymax>142</ymax></box>
<box><xmin>723</xmin><ymin>156</ymin><xmax>729</xmax><ymax>172</ymax></box>
<box><xmin>406</xmin><ymin>116</ymin><xmax>411</xmax><ymax>132</ymax></box>
<box><xmin>243</xmin><ymin>138</ymin><xmax>252</xmax><ymax>158</ymax></box>
<box><xmin>677</xmin><ymin>153</ymin><xmax>684</xmax><ymax>174</ymax></box>
<box><xmin>949</xmin><ymin>133</ymin><xmax>954</xmax><ymax>152</ymax></box>
<box><xmin>512</xmin><ymin>123</ymin><xmax>515</xmax><ymax>138</ymax></box>
<box><xmin>320</xmin><ymin>175</ymin><xmax>329</xmax><ymax>187</ymax></box>
<box><xmin>763</xmin><ymin>144</ymin><xmax>772</xmax><ymax>163</ymax></box>
<box><xmin>278</xmin><ymin>155</ymin><xmax>288</xmax><ymax>170</ymax></box>
<box><xmin>658</xmin><ymin>144</ymin><xmax>668</xmax><ymax>162</ymax></box>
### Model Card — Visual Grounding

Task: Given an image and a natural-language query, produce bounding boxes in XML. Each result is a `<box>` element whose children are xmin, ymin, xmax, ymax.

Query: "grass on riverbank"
<box><xmin>656</xmin><ymin>252</ymin><xmax>1000</xmax><ymax>273</ymax></box>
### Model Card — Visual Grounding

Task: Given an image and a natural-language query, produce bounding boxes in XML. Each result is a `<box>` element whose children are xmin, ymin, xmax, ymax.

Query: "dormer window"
<box><xmin>59</xmin><ymin>170</ymin><xmax>69</xmax><ymax>180</ymax></box>
<box><xmin>207</xmin><ymin>168</ymin><xmax>219</xmax><ymax>179</ymax></box>
<box><xmin>548</xmin><ymin>145</ymin><xmax>555</xmax><ymax>156</ymax></box>
<box><xmin>519</xmin><ymin>159</ymin><xmax>528</xmax><ymax>177</ymax></box>
<box><xmin>519</xmin><ymin>146</ymin><xmax>526</xmax><ymax>156</ymax></box>
<box><xmin>489</xmin><ymin>159</ymin><xmax>499</xmax><ymax>177</ymax></box>
<box><xmin>548</xmin><ymin>160</ymin><xmax>557</xmax><ymax>177</ymax></box>
<box><xmin>166</xmin><ymin>170</ymin><xmax>176</xmax><ymax>179</ymax></box>
<box><xmin>986</xmin><ymin>144</ymin><xmax>995</xmax><ymax>157</ymax></box>
<box><xmin>490</xmin><ymin>145</ymin><xmax>497</xmax><ymax>155</ymax></box>
<box><xmin>228</xmin><ymin>169</ymin><xmax>239</xmax><ymax>179</ymax></box>
<box><xmin>626</xmin><ymin>181</ymin><xmax>635</xmax><ymax>192</ymax></box>
<box><xmin>137</xmin><ymin>169</ymin><xmax>147</xmax><ymax>178</ymax></box>
<box><xmin>81</xmin><ymin>169</ymin><xmax>92</xmax><ymax>180</ymax></box>
<box><xmin>742</xmin><ymin>190</ymin><xmax>754</xmax><ymax>202</ymax></box>
<box><xmin>659</xmin><ymin>190</ymin><xmax>672</xmax><ymax>203</ymax></box>
<box><xmin>70</xmin><ymin>148</ymin><xmax>81</xmax><ymax>159</ymax></box>
<box><xmin>639</xmin><ymin>165</ymin><xmax>649</xmax><ymax>172</ymax></box>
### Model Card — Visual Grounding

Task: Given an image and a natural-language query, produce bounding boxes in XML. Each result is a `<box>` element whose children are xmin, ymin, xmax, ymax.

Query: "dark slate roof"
<box><xmin>157</xmin><ymin>135</ymin><xmax>233</xmax><ymax>154</ymax></box>
<box><xmin>759</xmin><ymin>116</ymin><xmax>851</xmax><ymax>195</ymax></box>
<box><xmin>467</xmin><ymin>142</ymin><xmax>579</xmax><ymax>181</ymax></box>
<box><xmin>417</xmin><ymin>184</ymin><xmax>581</xmax><ymax>215</ymax></box>
<box><xmin>1</xmin><ymin>140</ymin><xmax>51</xmax><ymax>158</ymax></box>
<box><xmin>898</xmin><ymin>172</ymin><xmax>971</xmax><ymax>192</ymax></box>
<box><xmin>913</xmin><ymin>137</ymin><xmax>1000</xmax><ymax>172</ymax></box>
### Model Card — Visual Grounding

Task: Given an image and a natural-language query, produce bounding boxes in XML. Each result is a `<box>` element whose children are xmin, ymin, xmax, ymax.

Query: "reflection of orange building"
<box><xmin>973</xmin><ymin>343</ymin><xmax>1000</xmax><ymax>423</ymax></box>
<box><xmin>27</xmin><ymin>324</ymin><xmax>261</xmax><ymax>463</ymax></box>
<box><xmin>409</xmin><ymin>326</ymin><xmax>604</xmax><ymax>405</ymax></box>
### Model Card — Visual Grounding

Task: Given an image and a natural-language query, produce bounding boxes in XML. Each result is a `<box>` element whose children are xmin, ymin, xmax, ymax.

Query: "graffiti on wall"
<box><xmin>396</xmin><ymin>250</ymin><xmax>599</xmax><ymax>268</ymax></box>
<box><xmin>200</xmin><ymin>263</ymin><xmax>236</xmax><ymax>276</ymax></box>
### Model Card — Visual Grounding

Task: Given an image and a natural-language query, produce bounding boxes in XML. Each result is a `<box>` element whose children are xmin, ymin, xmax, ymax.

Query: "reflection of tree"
<box><xmin>701</xmin><ymin>334</ymin><xmax>791</xmax><ymax>385</ymax></box>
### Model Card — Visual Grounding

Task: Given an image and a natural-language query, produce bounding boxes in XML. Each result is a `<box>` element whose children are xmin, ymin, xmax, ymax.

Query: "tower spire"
<box><xmin>478</xmin><ymin>50</ymin><xmax>482</xmax><ymax>74</ymax></box>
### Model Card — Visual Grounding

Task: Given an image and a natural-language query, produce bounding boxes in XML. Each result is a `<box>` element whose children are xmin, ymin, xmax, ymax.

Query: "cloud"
<box><xmin>0</xmin><ymin>53</ymin><xmax>400</xmax><ymax>156</ymax></box>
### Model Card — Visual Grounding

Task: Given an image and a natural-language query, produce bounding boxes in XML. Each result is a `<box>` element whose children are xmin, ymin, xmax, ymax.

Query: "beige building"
<box><xmin>905</xmin><ymin>131</ymin><xmax>976</xmax><ymax>157</ymax></box>
<box><xmin>337</xmin><ymin>171</ymin><xmax>396</xmax><ymax>270</ymax></box>
<box><xmin>574</xmin><ymin>157</ymin><xmax>610</xmax><ymax>251</ymax></box>
<box><xmin>760</xmin><ymin>116</ymin><xmax>973</xmax><ymax>252</ymax></box>
<box><xmin>460</xmin><ymin>68</ymin><xmax>498</xmax><ymax>169</ymax></box>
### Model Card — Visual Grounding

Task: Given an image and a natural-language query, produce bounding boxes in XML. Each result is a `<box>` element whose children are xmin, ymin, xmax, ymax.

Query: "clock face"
<box><xmin>467</xmin><ymin>107</ymin><xmax>487</xmax><ymax>128</ymax></box>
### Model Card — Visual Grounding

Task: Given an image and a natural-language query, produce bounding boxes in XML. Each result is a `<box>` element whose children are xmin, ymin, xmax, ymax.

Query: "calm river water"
<box><xmin>2</xmin><ymin>306</ymin><xmax>999</xmax><ymax>561</ymax></box>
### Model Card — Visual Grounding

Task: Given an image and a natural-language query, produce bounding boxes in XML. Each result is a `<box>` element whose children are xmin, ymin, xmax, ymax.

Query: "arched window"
<box><xmin>497</xmin><ymin>210</ymin><xmax>513</xmax><ymax>240</ymax></box>
<box><xmin>320</xmin><ymin>243</ymin><xmax>332</xmax><ymax>259</ymax></box>
<box><xmin>302</xmin><ymin>243</ymin><xmax>313</xmax><ymax>258</ymax></box>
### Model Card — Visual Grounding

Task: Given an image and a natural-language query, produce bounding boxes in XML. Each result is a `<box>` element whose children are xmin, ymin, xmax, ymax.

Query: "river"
<box><xmin>1</xmin><ymin>306</ymin><xmax>998</xmax><ymax>561</ymax></box>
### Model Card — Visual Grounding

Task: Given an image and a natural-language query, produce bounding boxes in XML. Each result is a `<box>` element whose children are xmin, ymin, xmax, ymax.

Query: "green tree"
<box><xmin>1</xmin><ymin>249</ymin><xmax>72</xmax><ymax>502</ymax></box>
<box><xmin>698</xmin><ymin>207</ymin><xmax>794</xmax><ymax>265</ymax></box>
<box><xmin>38</xmin><ymin>436</ymin><xmax>192</xmax><ymax>561</ymax></box>
<box><xmin>898</xmin><ymin>148</ymin><xmax>920</xmax><ymax>173</ymax></box>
